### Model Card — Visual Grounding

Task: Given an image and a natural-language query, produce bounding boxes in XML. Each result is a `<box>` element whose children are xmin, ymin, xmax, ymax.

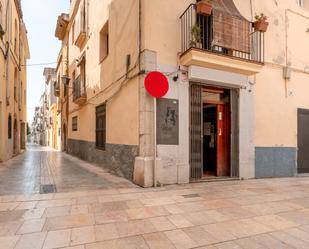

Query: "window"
<box><xmin>72</xmin><ymin>116</ymin><xmax>78</xmax><ymax>131</ymax></box>
<box><xmin>0</xmin><ymin>2</ymin><xmax>3</xmax><ymax>27</ymax></box>
<box><xmin>96</xmin><ymin>104</ymin><xmax>106</xmax><ymax>150</ymax></box>
<box><xmin>20</xmin><ymin>41</ymin><xmax>23</xmax><ymax>62</ymax></box>
<box><xmin>71</xmin><ymin>21</ymin><xmax>75</xmax><ymax>44</ymax></box>
<box><xmin>18</xmin><ymin>81</ymin><xmax>22</xmax><ymax>110</ymax></box>
<box><xmin>8</xmin><ymin>114</ymin><xmax>12</xmax><ymax>139</ymax></box>
<box><xmin>63</xmin><ymin>74</ymin><xmax>68</xmax><ymax>97</ymax></box>
<box><xmin>14</xmin><ymin>68</ymin><xmax>17</xmax><ymax>101</ymax></box>
<box><xmin>99</xmin><ymin>21</ymin><xmax>109</xmax><ymax>62</ymax></box>
<box><xmin>14</xmin><ymin>19</ymin><xmax>18</xmax><ymax>54</ymax></box>
<box><xmin>9</xmin><ymin>5</ymin><xmax>12</xmax><ymax>42</ymax></box>
<box><xmin>80</xmin><ymin>57</ymin><xmax>86</xmax><ymax>91</ymax></box>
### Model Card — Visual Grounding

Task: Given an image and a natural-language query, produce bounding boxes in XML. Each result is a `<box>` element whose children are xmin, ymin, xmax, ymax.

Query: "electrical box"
<box><xmin>283</xmin><ymin>67</ymin><xmax>292</xmax><ymax>80</ymax></box>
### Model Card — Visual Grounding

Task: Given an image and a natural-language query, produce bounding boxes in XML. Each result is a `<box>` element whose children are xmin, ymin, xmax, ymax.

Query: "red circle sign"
<box><xmin>144</xmin><ymin>71</ymin><xmax>169</xmax><ymax>98</ymax></box>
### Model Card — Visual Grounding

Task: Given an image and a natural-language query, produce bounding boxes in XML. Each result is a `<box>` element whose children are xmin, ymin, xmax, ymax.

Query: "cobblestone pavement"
<box><xmin>0</xmin><ymin>144</ymin><xmax>135</xmax><ymax>195</ymax></box>
<box><xmin>0</xmin><ymin>174</ymin><xmax>309</xmax><ymax>248</ymax></box>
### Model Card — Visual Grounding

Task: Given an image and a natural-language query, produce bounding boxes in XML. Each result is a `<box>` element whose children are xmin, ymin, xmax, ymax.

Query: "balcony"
<box><xmin>73</xmin><ymin>75</ymin><xmax>87</xmax><ymax>105</ymax></box>
<box><xmin>180</xmin><ymin>4</ymin><xmax>264</xmax><ymax>76</ymax></box>
<box><xmin>54</xmin><ymin>81</ymin><xmax>60</xmax><ymax>97</ymax></box>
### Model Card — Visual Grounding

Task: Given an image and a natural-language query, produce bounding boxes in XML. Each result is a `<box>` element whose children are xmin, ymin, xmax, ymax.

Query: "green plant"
<box><xmin>255</xmin><ymin>13</ymin><xmax>268</xmax><ymax>22</ymax></box>
<box><xmin>189</xmin><ymin>24</ymin><xmax>202</xmax><ymax>47</ymax></box>
<box><xmin>156</xmin><ymin>181</ymin><xmax>162</xmax><ymax>187</ymax></box>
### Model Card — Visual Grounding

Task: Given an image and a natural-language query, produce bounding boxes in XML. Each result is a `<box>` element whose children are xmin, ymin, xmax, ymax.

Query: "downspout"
<box><xmin>138</xmin><ymin>0</ymin><xmax>142</xmax><ymax>71</ymax></box>
<box><xmin>249</xmin><ymin>0</ymin><xmax>253</xmax><ymax>21</ymax></box>
<box><xmin>66</xmin><ymin>42</ymin><xmax>69</xmax><ymax>152</ymax></box>
<box><xmin>284</xmin><ymin>9</ymin><xmax>289</xmax><ymax>98</ymax></box>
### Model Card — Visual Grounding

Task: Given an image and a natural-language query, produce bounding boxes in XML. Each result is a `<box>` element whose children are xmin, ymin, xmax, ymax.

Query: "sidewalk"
<box><xmin>0</xmin><ymin>177</ymin><xmax>309</xmax><ymax>248</ymax></box>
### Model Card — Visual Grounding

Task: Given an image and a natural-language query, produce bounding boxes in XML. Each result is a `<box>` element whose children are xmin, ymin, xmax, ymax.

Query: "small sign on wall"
<box><xmin>156</xmin><ymin>98</ymin><xmax>179</xmax><ymax>145</ymax></box>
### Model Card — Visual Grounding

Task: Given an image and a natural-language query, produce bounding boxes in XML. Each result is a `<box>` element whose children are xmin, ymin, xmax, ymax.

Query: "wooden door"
<box><xmin>216</xmin><ymin>104</ymin><xmax>230</xmax><ymax>176</ymax></box>
<box><xmin>190</xmin><ymin>84</ymin><xmax>203</xmax><ymax>180</ymax></box>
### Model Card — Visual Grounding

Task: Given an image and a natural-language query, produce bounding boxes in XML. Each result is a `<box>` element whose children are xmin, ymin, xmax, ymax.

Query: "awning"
<box><xmin>212</xmin><ymin>0</ymin><xmax>251</xmax><ymax>53</ymax></box>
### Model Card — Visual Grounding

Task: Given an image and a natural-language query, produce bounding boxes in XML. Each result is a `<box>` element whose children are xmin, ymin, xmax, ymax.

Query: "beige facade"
<box><xmin>42</xmin><ymin>68</ymin><xmax>60</xmax><ymax>150</ymax></box>
<box><xmin>0</xmin><ymin>0</ymin><xmax>30</xmax><ymax>162</ymax></box>
<box><xmin>54</xmin><ymin>0</ymin><xmax>309</xmax><ymax>186</ymax></box>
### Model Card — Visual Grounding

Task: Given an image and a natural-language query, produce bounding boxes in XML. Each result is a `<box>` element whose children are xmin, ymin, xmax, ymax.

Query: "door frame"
<box><xmin>189</xmin><ymin>82</ymin><xmax>239</xmax><ymax>181</ymax></box>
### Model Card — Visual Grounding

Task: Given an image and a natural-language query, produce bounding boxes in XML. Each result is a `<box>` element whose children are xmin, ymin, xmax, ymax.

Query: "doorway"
<box><xmin>20</xmin><ymin>122</ymin><xmax>26</xmax><ymax>150</ymax></box>
<box><xmin>62</xmin><ymin>123</ymin><xmax>67</xmax><ymax>151</ymax></box>
<box><xmin>202</xmin><ymin>88</ymin><xmax>230</xmax><ymax>177</ymax></box>
<box><xmin>190</xmin><ymin>84</ymin><xmax>233</xmax><ymax>180</ymax></box>
<box><xmin>298</xmin><ymin>108</ymin><xmax>309</xmax><ymax>173</ymax></box>
<box><xmin>13</xmin><ymin>119</ymin><xmax>18</xmax><ymax>155</ymax></box>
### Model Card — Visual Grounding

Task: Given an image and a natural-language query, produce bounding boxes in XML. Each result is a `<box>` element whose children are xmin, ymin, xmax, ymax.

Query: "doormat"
<box><xmin>40</xmin><ymin>184</ymin><xmax>57</xmax><ymax>194</ymax></box>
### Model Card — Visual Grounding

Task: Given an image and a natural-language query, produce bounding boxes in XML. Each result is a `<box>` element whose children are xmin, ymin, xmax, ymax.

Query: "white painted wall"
<box><xmin>156</xmin><ymin>64</ymin><xmax>190</xmax><ymax>185</ymax></box>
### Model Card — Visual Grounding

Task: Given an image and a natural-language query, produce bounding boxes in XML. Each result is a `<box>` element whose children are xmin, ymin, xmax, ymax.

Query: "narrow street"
<box><xmin>1</xmin><ymin>150</ymin><xmax>309</xmax><ymax>248</ymax></box>
<box><xmin>0</xmin><ymin>145</ymin><xmax>136</xmax><ymax>196</ymax></box>
<box><xmin>2</xmin><ymin>0</ymin><xmax>309</xmax><ymax>248</ymax></box>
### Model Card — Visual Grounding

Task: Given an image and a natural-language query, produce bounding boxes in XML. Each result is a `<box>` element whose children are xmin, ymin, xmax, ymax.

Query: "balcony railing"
<box><xmin>73</xmin><ymin>75</ymin><xmax>87</xmax><ymax>105</ymax></box>
<box><xmin>180</xmin><ymin>4</ymin><xmax>264</xmax><ymax>64</ymax></box>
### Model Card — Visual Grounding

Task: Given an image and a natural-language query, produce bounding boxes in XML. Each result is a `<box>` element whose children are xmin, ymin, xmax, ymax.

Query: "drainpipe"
<box><xmin>66</xmin><ymin>42</ymin><xmax>69</xmax><ymax>152</ymax></box>
<box><xmin>249</xmin><ymin>0</ymin><xmax>254</xmax><ymax>21</ymax></box>
<box><xmin>284</xmin><ymin>9</ymin><xmax>289</xmax><ymax>98</ymax></box>
<box><xmin>138</xmin><ymin>0</ymin><xmax>142</xmax><ymax>71</ymax></box>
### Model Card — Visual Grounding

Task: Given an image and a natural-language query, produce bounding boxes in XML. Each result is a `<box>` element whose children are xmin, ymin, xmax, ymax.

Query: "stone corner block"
<box><xmin>133</xmin><ymin>157</ymin><xmax>154</xmax><ymax>188</ymax></box>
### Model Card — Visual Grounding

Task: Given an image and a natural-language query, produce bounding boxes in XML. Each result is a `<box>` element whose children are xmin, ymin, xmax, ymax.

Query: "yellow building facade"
<box><xmin>54</xmin><ymin>0</ymin><xmax>309</xmax><ymax>186</ymax></box>
<box><xmin>43</xmin><ymin>67</ymin><xmax>60</xmax><ymax>151</ymax></box>
<box><xmin>0</xmin><ymin>0</ymin><xmax>30</xmax><ymax>162</ymax></box>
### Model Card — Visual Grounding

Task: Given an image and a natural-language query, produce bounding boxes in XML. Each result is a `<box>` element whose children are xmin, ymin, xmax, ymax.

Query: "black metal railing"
<box><xmin>180</xmin><ymin>4</ymin><xmax>264</xmax><ymax>63</ymax></box>
<box><xmin>73</xmin><ymin>75</ymin><xmax>86</xmax><ymax>101</ymax></box>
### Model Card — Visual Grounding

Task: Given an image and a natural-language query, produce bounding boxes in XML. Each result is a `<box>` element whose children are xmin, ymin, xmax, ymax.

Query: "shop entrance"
<box><xmin>202</xmin><ymin>88</ymin><xmax>230</xmax><ymax>177</ymax></box>
<box><xmin>190</xmin><ymin>84</ymin><xmax>234</xmax><ymax>180</ymax></box>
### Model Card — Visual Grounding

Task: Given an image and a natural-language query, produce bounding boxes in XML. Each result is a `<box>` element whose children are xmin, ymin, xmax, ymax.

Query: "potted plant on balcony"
<box><xmin>196</xmin><ymin>0</ymin><xmax>213</xmax><ymax>16</ymax></box>
<box><xmin>189</xmin><ymin>24</ymin><xmax>202</xmax><ymax>48</ymax></box>
<box><xmin>253</xmin><ymin>13</ymin><xmax>269</xmax><ymax>32</ymax></box>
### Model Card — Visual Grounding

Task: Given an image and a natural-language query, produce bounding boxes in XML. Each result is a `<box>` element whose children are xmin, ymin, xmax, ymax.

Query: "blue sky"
<box><xmin>22</xmin><ymin>0</ymin><xmax>70</xmax><ymax>123</ymax></box>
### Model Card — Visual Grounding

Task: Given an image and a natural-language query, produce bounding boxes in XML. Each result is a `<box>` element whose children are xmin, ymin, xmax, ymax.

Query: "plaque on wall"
<box><xmin>157</xmin><ymin>98</ymin><xmax>179</xmax><ymax>145</ymax></box>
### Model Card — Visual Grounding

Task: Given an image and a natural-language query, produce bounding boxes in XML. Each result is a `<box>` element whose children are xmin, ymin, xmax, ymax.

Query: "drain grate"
<box><xmin>182</xmin><ymin>194</ymin><xmax>200</xmax><ymax>198</ymax></box>
<box><xmin>40</xmin><ymin>184</ymin><xmax>57</xmax><ymax>194</ymax></box>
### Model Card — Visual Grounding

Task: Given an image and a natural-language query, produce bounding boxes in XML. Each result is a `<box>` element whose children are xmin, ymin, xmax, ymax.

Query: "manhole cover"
<box><xmin>182</xmin><ymin>194</ymin><xmax>200</xmax><ymax>198</ymax></box>
<box><xmin>40</xmin><ymin>184</ymin><xmax>57</xmax><ymax>194</ymax></box>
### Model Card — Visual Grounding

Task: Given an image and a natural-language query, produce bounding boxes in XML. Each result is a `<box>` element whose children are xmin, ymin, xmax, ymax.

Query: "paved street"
<box><xmin>1</xmin><ymin>147</ymin><xmax>309</xmax><ymax>248</ymax></box>
<box><xmin>0</xmin><ymin>144</ymin><xmax>135</xmax><ymax>195</ymax></box>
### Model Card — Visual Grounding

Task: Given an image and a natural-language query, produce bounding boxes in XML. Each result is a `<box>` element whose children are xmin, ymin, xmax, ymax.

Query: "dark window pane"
<box><xmin>96</xmin><ymin>104</ymin><xmax>106</xmax><ymax>149</ymax></box>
